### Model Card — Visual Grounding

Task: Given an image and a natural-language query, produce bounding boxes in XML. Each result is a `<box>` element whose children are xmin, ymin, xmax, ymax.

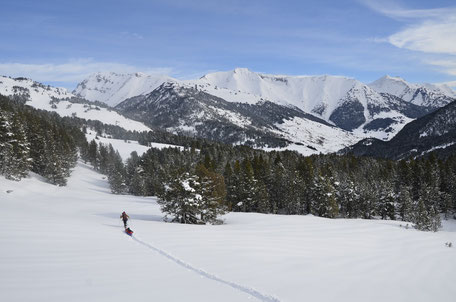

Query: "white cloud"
<box><xmin>0</xmin><ymin>58</ymin><xmax>173</xmax><ymax>85</ymax></box>
<box><xmin>361</xmin><ymin>0</ymin><xmax>451</xmax><ymax>20</ymax></box>
<box><xmin>442</xmin><ymin>81</ymin><xmax>456</xmax><ymax>89</ymax></box>
<box><xmin>435</xmin><ymin>80</ymin><xmax>456</xmax><ymax>89</ymax></box>
<box><xmin>388</xmin><ymin>15</ymin><xmax>456</xmax><ymax>55</ymax></box>
<box><xmin>362</xmin><ymin>1</ymin><xmax>456</xmax><ymax>78</ymax></box>
<box><xmin>426</xmin><ymin>59</ymin><xmax>456</xmax><ymax>76</ymax></box>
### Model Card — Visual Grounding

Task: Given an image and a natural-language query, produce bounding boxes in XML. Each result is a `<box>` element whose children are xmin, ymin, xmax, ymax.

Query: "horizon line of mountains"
<box><xmin>1</xmin><ymin>68</ymin><xmax>455</xmax><ymax>159</ymax></box>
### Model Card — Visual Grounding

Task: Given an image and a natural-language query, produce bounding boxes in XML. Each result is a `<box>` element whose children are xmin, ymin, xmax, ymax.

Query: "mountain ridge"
<box><xmin>75</xmin><ymin>69</ymin><xmax>454</xmax><ymax>141</ymax></box>
<box><xmin>115</xmin><ymin>81</ymin><xmax>361</xmax><ymax>154</ymax></box>
<box><xmin>341</xmin><ymin>100</ymin><xmax>456</xmax><ymax>159</ymax></box>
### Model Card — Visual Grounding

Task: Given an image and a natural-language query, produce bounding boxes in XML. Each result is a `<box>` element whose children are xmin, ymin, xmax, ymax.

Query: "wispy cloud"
<box><xmin>437</xmin><ymin>80</ymin><xmax>456</xmax><ymax>88</ymax></box>
<box><xmin>388</xmin><ymin>14</ymin><xmax>456</xmax><ymax>55</ymax></box>
<box><xmin>120</xmin><ymin>31</ymin><xmax>144</xmax><ymax>40</ymax></box>
<box><xmin>426</xmin><ymin>59</ymin><xmax>456</xmax><ymax>76</ymax></box>
<box><xmin>361</xmin><ymin>1</ymin><xmax>452</xmax><ymax>20</ymax></box>
<box><xmin>362</xmin><ymin>0</ymin><xmax>456</xmax><ymax>77</ymax></box>
<box><xmin>0</xmin><ymin>58</ymin><xmax>173</xmax><ymax>86</ymax></box>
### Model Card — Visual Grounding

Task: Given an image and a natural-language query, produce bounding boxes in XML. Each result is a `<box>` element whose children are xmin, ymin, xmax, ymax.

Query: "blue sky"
<box><xmin>0</xmin><ymin>0</ymin><xmax>455</xmax><ymax>89</ymax></box>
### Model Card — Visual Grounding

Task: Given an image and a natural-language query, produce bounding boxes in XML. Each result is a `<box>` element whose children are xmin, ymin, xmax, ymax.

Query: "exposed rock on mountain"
<box><xmin>341</xmin><ymin>100</ymin><xmax>456</xmax><ymax>159</ymax></box>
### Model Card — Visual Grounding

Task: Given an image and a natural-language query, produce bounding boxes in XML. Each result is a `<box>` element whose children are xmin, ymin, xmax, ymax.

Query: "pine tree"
<box><xmin>195</xmin><ymin>164</ymin><xmax>227</xmax><ymax>223</ymax></box>
<box><xmin>296</xmin><ymin>157</ymin><xmax>314</xmax><ymax>215</ymax></box>
<box><xmin>157</xmin><ymin>170</ymin><xmax>202</xmax><ymax>224</ymax></box>
<box><xmin>377</xmin><ymin>181</ymin><xmax>396</xmax><ymax>220</ymax></box>
<box><xmin>223</xmin><ymin>162</ymin><xmax>235</xmax><ymax>211</ymax></box>
<box><xmin>398</xmin><ymin>185</ymin><xmax>413</xmax><ymax>222</ymax></box>
<box><xmin>413</xmin><ymin>186</ymin><xmax>441</xmax><ymax>231</ymax></box>
<box><xmin>414</xmin><ymin>193</ymin><xmax>431</xmax><ymax>231</ymax></box>
<box><xmin>237</xmin><ymin>158</ymin><xmax>256</xmax><ymax>212</ymax></box>
<box><xmin>311</xmin><ymin>174</ymin><xmax>338</xmax><ymax>218</ymax></box>
<box><xmin>87</xmin><ymin>139</ymin><xmax>98</xmax><ymax>170</ymax></box>
<box><xmin>108</xmin><ymin>150</ymin><xmax>126</xmax><ymax>194</ymax></box>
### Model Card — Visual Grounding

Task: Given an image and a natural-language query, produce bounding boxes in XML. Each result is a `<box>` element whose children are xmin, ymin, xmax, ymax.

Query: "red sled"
<box><xmin>125</xmin><ymin>228</ymin><xmax>134</xmax><ymax>236</ymax></box>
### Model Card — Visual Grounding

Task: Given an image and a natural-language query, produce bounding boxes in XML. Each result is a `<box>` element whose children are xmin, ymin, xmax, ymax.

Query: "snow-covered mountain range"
<box><xmin>369</xmin><ymin>75</ymin><xmax>456</xmax><ymax>108</ymax></box>
<box><xmin>2</xmin><ymin>69</ymin><xmax>454</xmax><ymax>156</ymax></box>
<box><xmin>74</xmin><ymin>68</ymin><xmax>455</xmax><ymax>141</ymax></box>
<box><xmin>0</xmin><ymin>75</ymin><xmax>151</xmax><ymax>132</ymax></box>
<box><xmin>116</xmin><ymin>82</ymin><xmax>360</xmax><ymax>155</ymax></box>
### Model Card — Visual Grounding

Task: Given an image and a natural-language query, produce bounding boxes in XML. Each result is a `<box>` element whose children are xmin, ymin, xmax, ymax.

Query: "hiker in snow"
<box><xmin>120</xmin><ymin>211</ymin><xmax>129</xmax><ymax>228</ymax></box>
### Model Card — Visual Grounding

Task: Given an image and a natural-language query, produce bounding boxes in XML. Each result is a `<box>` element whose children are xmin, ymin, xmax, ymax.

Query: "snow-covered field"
<box><xmin>85</xmin><ymin>131</ymin><xmax>184</xmax><ymax>160</ymax></box>
<box><xmin>1</xmin><ymin>163</ymin><xmax>455</xmax><ymax>302</ymax></box>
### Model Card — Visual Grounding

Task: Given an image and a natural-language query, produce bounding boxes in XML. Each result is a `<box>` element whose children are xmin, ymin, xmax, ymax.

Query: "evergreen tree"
<box><xmin>413</xmin><ymin>186</ymin><xmax>441</xmax><ymax>232</ymax></box>
<box><xmin>195</xmin><ymin>164</ymin><xmax>227</xmax><ymax>223</ymax></box>
<box><xmin>157</xmin><ymin>170</ymin><xmax>202</xmax><ymax>224</ymax></box>
<box><xmin>87</xmin><ymin>139</ymin><xmax>98</xmax><ymax>170</ymax></box>
<box><xmin>108</xmin><ymin>150</ymin><xmax>126</xmax><ymax>194</ymax></box>
<box><xmin>311</xmin><ymin>174</ymin><xmax>338</xmax><ymax>218</ymax></box>
<box><xmin>0</xmin><ymin>111</ymin><xmax>31</xmax><ymax>180</ymax></box>
<box><xmin>398</xmin><ymin>185</ymin><xmax>413</xmax><ymax>222</ymax></box>
<box><xmin>377</xmin><ymin>181</ymin><xmax>396</xmax><ymax>220</ymax></box>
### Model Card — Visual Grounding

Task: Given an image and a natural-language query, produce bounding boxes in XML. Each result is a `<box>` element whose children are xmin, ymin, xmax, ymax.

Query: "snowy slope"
<box><xmin>0</xmin><ymin>76</ymin><xmax>151</xmax><ymax>132</ymax></box>
<box><xmin>85</xmin><ymin>130</ymin><xmax>184</xmax><ymax>161</ymax></box>
<box><xmin>1</xmin><ymin>163</ymin><xmax>456</xmax><ymax>302</ymax></box>
<box><xmin>369</xmin><ymin>75</ymin><xmax>456</xmax><ymax>108</ymax></box>
<box><xmin>73</xmin><ymin>72</ymin><xmax>175</xmax><ymax>107</ymax></box>
<box><xmin>190</xmin><ymin>69</ymin><xmax>423</xmax><ymax>139</ymax></box>
<box><xmin>194</xmin><ymin>68</ymin><xmax>371</xmax><ymax>117</ymax></box>
<box><xmin>116</xmin><ymin>81</ymin><xmax>362</xmax><ymax>153</ymax></box>
<box><xmin>267</xmin><ymin>116</ymin><xmax>361</xmax><ymax>156</ymax></box>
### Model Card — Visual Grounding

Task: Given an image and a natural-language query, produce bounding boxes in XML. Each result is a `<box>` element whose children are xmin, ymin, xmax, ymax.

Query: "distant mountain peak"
<box><xmin>369</xmin><ymin>75</ymin><xmax>455</xmax><ymax>108</ymax></box>
<box><xmin>233</xmin><ymin>67</ymin><xmax>251</xmax><ymax>73</ymax></box>
<box><xmin>73</xmin><ymin>72</ymin><xmax>175</xmax><ymax>107</ymax></box>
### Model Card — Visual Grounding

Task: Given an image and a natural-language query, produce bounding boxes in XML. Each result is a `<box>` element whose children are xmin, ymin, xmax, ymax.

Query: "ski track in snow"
<box><xmin>130</xmin><ymin>234</ymin><xmax>281</xmax><ymax>302</ymax></box>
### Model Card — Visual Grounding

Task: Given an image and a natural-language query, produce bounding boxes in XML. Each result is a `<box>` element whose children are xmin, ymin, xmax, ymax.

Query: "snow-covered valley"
<box><xmin>1</xmin><ymin>162</ymin><xmax>455</xmax><ymax>302</ymax></box>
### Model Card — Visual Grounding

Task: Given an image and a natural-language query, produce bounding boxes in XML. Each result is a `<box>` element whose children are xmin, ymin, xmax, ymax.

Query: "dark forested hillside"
<box><xmin>0</xmin><ymin>95</ymin><xmax>86</xmax><ymax>185</ymax></box>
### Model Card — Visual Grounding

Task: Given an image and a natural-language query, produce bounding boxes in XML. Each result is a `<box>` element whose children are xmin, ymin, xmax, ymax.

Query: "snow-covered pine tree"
<box><xmin>223</xmin><ymin>162</ymin><xmax>235</xmax><ymax>211</ymax></box>
<box><xmin>195</xmin><ymin>163</ymin><xmax>227</xmax><ymax>223</ymax></box>
<box><xmin>296</xmin><ymin>157</ymin><xmax>315</xmax><ymax>215</ymax></box>
<box><xmin>337</xmin><ymin>176</ymin><xmax>359</xmax><ymax>218</ymax></box>
<box><xmin>413</xmin><ymin>185</ymin><xmax>441</xmax><ymax>231</ymax></box>
<box><xmin>311</xmin><ymin>173</ymin><xmax>338</xmax><ymax>218</ymax></box>
<box><xmin>157</xmin><ymin>170</ymin><xmax>202</xmax><ymax>224</ymax></box>
<box><xmin>377</xmin><ymin>181</ymin><xmax>396</xmax><ymax>220</ymax></box>
<box><xmin>42</xmin><ymin>134</ymin><xmax>67</xmax><ymax>186</ymax></box>
<box><xmin>108</xmin><ymin>149</ymin><xmax>126</xmax><ymax>194</ymax></box>
<box><xmin>125</xmin><ymin>151</ymin><xmax>146</xmax><ymax>195</ymax></box>
<box><xmin>0</xmin><ymin>111</ymin><xmax>31</xmax><ymax>180</ymax></box>
<box><xmin>87</xmin><ymin>139</ymin><xmax>98</xmax><ymax>170</ymax></box>
<box><xmin>397</xmin><ymin>185</ymin><xmax>413</xmax><ymax>222</ymax></box>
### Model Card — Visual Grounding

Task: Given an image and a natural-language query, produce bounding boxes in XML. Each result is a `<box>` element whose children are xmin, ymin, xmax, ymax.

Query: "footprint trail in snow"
<box><xmin>131</xmin><ymin>235</ymin><xmax>281</xmax><ymax>302</ymax></box>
